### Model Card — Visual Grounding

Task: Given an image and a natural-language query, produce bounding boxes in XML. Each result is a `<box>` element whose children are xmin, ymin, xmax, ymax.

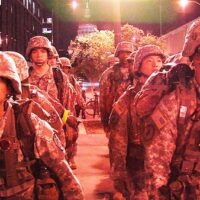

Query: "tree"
<box><xmin>69</xmin><ymin>30</ymin><xmax>114</xmax><ymax>82</ymax></box>
<box><xmin>121</xmin><ymin>23</ymin><xmax>165</xmax><ymax>50</ymax></box>
<box><xmin>121</xmin><ymin>23</ymin><xmax>144</xmax><ymax>48</ymax></box>
<box><xmin>68</xmin><ymin>24</ymin><xmax>166</xmax><ymax>81</ymax></box>
<box><xmin>139</xmin><ymin>34</ymin><xmax>166</xmax><ymax>50</ymax></box>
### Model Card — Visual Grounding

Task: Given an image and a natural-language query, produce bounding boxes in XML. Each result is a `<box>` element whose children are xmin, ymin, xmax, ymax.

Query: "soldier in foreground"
<box><xmin>0</xmin><ymin>52</ymin><xmax>84</xmax><ymax>200</ymax></box>
<box><xmin>24</xmin><ymin>36</ymin><xmax>79</xmax><ymax>169</ymax></box>
<box><xmin>134</xmin><ymin>19</ymin><xmax>200</xmax><ymax>199</ymax></box>
<box><xmin>99</xmin><ymin>41</ymin><xmax>134</xmax><ymax>135</ymax></box>
<box><xmin>109</xmin><ymin>45</ymin><xmax>166</xmax><ymax>200</ymax></box>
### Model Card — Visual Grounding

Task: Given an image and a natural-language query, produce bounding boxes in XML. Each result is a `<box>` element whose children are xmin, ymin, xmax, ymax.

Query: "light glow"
<box><xmin>71</xmin><ymin>0</ymin><xmax>78</xmax><ymax>10</ymax></box>
<box><xmin>179</xmin><ymin>0</ymin><xmax>189</xmax><ymax>8</ymax></box>
<box><xmin>179</xmin><ymin>0</ymin><xmax>200</xmax><ymax>8</ymax></box>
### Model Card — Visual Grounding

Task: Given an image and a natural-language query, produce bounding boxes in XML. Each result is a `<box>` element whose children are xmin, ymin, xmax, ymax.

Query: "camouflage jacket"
<box><xmin>0</xmin><ymin>100</ymin><xmax>84</xmax><ymax>200</ymax></box>
<box><xmin>108</xmin><ymin>80</ymin><xmax>143</xmax><ymax>177</ymax></box>
<box><xmin>26</xmin><ymin>66</ymin><xmax>76</xmax><ymax>114</ymax></box>
<box><xmin>99</xmin><ymin>64</ymin><xmax>133</xmax><ymax>129</ymax></box>
<box><xmin>21</xmin><ymin>83</ymin><xmax>66</xmax><ymax>148</ymax></box>
<box><xmin>69</xmin><ymin>74</ymin><xmax>86</xmax><ymax>109</ymax></box>
<box><xmin>134</xmin><ymin>72</ymin><xmax>198</xmax><ymax>198</ymax></box>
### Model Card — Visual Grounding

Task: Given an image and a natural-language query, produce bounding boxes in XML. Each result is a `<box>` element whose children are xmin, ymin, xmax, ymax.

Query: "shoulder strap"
<box><xmin>52</xmin><ymin>67</ymin><xmax>64</xmax><ymax>104</ymax></box>
<box><xmin>13</xmin><ymin>100</ymin><xmax>35</xmax><ymax>160</ymax></box>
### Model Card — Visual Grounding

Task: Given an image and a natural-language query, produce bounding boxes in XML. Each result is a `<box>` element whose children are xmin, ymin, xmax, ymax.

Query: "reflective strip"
<box><xmin>62</xmin><ymin>109</ymin><xmax>70</xmax><ymax>124</ymax></box>
<box><xmin>0</xmin><ymin>179</ymin><xmax>34</xmax><ymax>197</ymax></box>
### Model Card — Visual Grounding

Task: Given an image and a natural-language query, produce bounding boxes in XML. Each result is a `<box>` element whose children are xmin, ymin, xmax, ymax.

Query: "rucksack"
<box><xmin>23</xmin><ymin>66</ymin><xmax>65</xmax><ymax>104</ymax></box>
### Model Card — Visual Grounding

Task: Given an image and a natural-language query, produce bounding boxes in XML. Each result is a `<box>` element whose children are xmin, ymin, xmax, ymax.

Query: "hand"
<box><xmin>167</xmin><ymin>63</ymin><xmax>194</xmax><ymax>89</ymax></box>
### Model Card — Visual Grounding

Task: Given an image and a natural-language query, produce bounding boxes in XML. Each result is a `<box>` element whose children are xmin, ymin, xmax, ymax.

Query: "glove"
<box><xmin>114</xmin><ymin>179</ymin><xmax>130</xmax><ymax>198</ymax></box>
<box><xmin>167</xmin><ymin>63</ymin><xmax>194</xmax><ymax>89</ymax></box>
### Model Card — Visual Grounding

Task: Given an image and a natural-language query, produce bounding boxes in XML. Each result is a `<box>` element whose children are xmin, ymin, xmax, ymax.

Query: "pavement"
<box><xmin>75</xmin><ymin>119</ymin><xmax>115</xmax><ymax>200</ymax></box>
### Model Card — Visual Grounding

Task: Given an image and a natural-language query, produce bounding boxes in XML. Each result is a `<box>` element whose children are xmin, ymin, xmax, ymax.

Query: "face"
<box><xmin>30</xmin><ymin>48</ymin><xmax>48</xmax><ymax>66</ymax></box>
<box><xmin>118</xmin><ymin>51</ymin><xmax>131</xmax><ymax>65</ymax></box>
<box><xmin>0</xmin><ymin>79</ymin><xmax>9</xmax><ymax>104</ymax></box>
<box><xmin>62</xmin><ymin>66</ymin><xmax>70</xmax><ymax>75</ymax></box>
<box><xmin>48</xmin><ymin>57</ymin><xmax>57</xmax><ymax>66</ymax></box>
<box><xmin>140</xmin><ymin>55</ymin><xmax>163</xmax><ymax>77</ymax></box>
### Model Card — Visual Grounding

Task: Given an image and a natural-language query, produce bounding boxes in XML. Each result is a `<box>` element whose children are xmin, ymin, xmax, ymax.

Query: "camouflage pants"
<box><xmin>127</xmin><ymin>144</ymin><xmax>148</xmax><ymax>199</ymax></box>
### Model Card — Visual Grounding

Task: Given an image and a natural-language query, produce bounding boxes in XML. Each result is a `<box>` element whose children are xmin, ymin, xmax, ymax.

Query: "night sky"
<box><xmin>40</xmin><ymin>0</ymin><xmax>200</xmax><ymax>54</ymax></box>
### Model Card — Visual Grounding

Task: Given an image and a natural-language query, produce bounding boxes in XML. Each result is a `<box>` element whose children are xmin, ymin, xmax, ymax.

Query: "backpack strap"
<box><xmin>13</xmin><ymin>100</ymin><xmax>36</xmax><ymax>160</ymax></box>
<box><xmin>52</xmin><ymin>67</ymin><xmax>64</xmax><ymax>104</ymax></box>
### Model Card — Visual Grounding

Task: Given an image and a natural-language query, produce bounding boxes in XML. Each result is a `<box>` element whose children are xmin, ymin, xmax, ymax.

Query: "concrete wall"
<box><xmin>161</xmin><ymin>17</ymin><xmax>200</xmax><ymax>55</ymax></box>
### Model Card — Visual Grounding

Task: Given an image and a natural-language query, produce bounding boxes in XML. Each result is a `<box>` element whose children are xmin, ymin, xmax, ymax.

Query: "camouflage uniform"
<box><xmin>109</xmin><ymin>45</ymin><xmax>166</xmax><ymax>199</ymax></box>
<box><xmin>134</xmin><ymin>19</ymin><xmax>200</xmax><ymax>199</ymax></box>
<box><xmin>26</xmin><ymin>37</ymin><xmax>78</xmax><ymax>168</ymax></box>
<box><xmin>99</xmin><ymin>42</ymin><xmax>135</xmax><ymax>131</ymax></box>
<box><xmin>60</xmin><ymin>57</ymin><xmax>86</xmax><ymax>117</ymax></box>
<box><xmin>26</xmin><ymin>36</ymin><xmax>75</xmax><ymax>113</ymax></box>
<box><xmin>0</xmin><ymin>52</ymin><xmax>84</xmax><ymax>200</ymax></box>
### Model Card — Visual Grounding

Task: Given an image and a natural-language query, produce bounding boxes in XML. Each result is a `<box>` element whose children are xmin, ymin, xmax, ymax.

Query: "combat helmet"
<box><xmin>107</xmin><ymin>54</ymin><xmax>119</xmax><ymax>65</ymax></box>
<box><xmin>5</xmin><ymin>51</ymin><xmax>29</xmax><ymax>81</ymax></box>
<box><xmin>182</xmin><ymin>19</ymin><xmax>200</xmax><ymax>57</ymax></box>
<box><xmin>0</xmin><ymin>52</ymin><xmax>21</xmax><ymax>94</ymax></box>
<box><xmin>114</xmin><ymin>41</ymin><xmax>135</xmax><ymax>57</ymax></box>
<box><xmin>134</xmin><ymin>44</ymin><xmax>166</xmax><ymax>73</ymax></box>
<box><xmin>51</xmin><ymin>46</ymin><xmax>59</xmax><ymax>58</ymax></box>
<box><xmin>60</xmin><ymin>57</ymin><xmax>71</xmax><ymax>68</ymax></box>
<box><xmin>26</xmin><ymin>36</ymin><xmax>53</xmax><ymax>60</ymax></box>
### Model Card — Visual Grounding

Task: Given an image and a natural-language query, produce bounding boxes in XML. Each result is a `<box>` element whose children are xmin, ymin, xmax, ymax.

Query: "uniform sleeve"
<box><xmin>99</xmin><ymin>72</ymin><xmax>113</xmax><ymax>129</ymax></box>
<box><xmin>134</xmin><ymin>72</ymin><xmax>169</xmax><ymax>118</ymax></box>
<box><xmin>109</xmin><ymin>91</ymin><xmax>130</xmax><ymax>180</ymax></box>
<box><xmin>31</xmin><ymin>113</ymin><xmax>84</xmax><ymax>200</ymax></box>
<box><xmin>63</xmin><ymin>76</ymin><xmax>77</xmax><ymax>115</ymax></box>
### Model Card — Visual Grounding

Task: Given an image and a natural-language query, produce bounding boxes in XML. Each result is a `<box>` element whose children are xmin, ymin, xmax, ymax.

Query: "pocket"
<box><xmin>36</xmin><ymin>178</ymin><xmax>59</xmax><ymax>200</ymax></box>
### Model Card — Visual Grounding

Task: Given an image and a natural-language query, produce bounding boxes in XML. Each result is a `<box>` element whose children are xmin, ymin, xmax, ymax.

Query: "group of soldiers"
<box><xmin>0</xmin><ymin>36</ymin><xmax>85</xmax><ymax>199</ymax></box>
<box><xmin>99</xmin><ymin>19</ymin><xmax>200</xmax><ymax>199</ymax></box>
<box><xmin>2</xmin><ymin>17</ymin><xmax>200</xmax><ymax>200</ymax></box>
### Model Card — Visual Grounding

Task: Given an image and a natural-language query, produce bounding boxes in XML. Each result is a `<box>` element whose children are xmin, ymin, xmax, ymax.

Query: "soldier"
<box><xmin>25</xmin><ymin>36</ymin><xmax>74</xmax><ymax>113</ymax></box>
<box><xmin>0</xmin><ymin>52</ymin><xmax>84</xmax><ymax>200</ymax></box>
<box><xmin>60</xmin><ymin>57</ymin><xmax>86</xmax><ymax>118</ymax></box>
<box><xmin>134</xmin><ymin>19</ymin><xmax>200</xmax><ymax>199</ymax></box>
<box><xmin>24</xmin><ymin>36</ymin><xmax>78</xmax><ymax>169</ymax></box>
<box><xmin>109</xmin><ymin>45</ymin><xmax>166</xmax><ymax>200</ymax></box>
<box><xmin>48</xmin><ymin>45</ymin><xmax>61</xmax><ymax>67</ymax></box>
<box><xmin>99</xmin><ymin>41</ymin><xmax>134</xmax><ymax>134</ymax></box>
<box><xmin>5</xmin><ymin>51</ymin><xmax>67</xmax><ymax>150</ymax></box>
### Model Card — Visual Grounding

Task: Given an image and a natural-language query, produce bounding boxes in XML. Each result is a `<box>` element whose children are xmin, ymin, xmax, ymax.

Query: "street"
<box><xmin>75</xmin><ymin>118</ymin><xmax>115</xmax><ymax>200</ymax></box>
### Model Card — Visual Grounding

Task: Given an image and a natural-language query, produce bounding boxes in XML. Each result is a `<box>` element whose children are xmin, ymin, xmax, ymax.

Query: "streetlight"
<box><xmin>179</xmin><ymin>0</ymin><xmax>200</xmax><ymax>8</ymax></box>
<box><xmin>71</xmin><ymin>0</ymin><xmax>78</xmax><ymax>10</ymax></box>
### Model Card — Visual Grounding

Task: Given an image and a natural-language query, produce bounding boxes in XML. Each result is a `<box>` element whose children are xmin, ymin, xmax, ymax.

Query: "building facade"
<box><xmin>161</xmin><ymin>17</ymin><xmax>200</xmax><ymax>55</ymax></box>
<box><xmin>0</xmin><ymin>0</ymin><xmax>52</xmax><ymax>56</ymax></box>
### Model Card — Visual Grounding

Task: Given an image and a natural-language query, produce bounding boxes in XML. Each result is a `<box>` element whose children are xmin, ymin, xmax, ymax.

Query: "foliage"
<box><xmin>69</xmin><ymin>30</ymin><xmax>114</xmax><ymax>81</ymax></box>
<box><xmin>68</xmin><ymin>24</ymin><xmax>166</xmax><ymax>81</ymax></box>
<box><xmin>139</xmin><ymin>34</ymin><xmax>166</xmax><ymax>50</ymax></box>
<box><xmin>121</xmin><ymin>23</ymin><xmax>144</xmax><ymax>44</ymax></box>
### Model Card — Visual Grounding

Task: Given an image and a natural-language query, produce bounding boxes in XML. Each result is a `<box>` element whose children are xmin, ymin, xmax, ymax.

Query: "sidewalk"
<box><xmin>76</xmin><ymin>124</ymin><xmax>115</xmax><ymax>199</ymax></box>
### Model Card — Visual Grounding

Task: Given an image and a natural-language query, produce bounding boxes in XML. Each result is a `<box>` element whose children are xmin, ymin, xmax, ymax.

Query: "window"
<box><xmin>42</xmin><ymin>28</ymin><xmax>52</xmax><ymax>34</ymax></box>
<box><xmin>33</xmin><ymin>2</ymin><xmax>35</xmax><ymax>14</ymax></box>
<box><xmin>47</xmin><ymin>18</ymin><xmax>52</xmax><ymax>24</ymax></box>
